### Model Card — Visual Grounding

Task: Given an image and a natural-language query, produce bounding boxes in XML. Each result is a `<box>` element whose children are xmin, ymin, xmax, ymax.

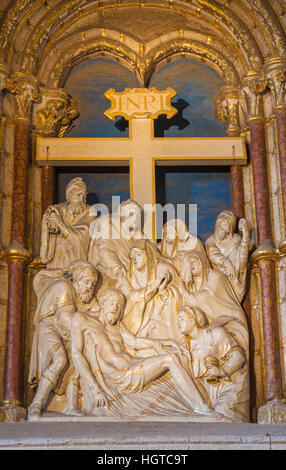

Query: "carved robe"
<box><xmin>205</xmin><ymin>232</ymin><xmax>249</xmax><ymax>302</ymax></box>
<box><xmin>41</xmin><ymin>202</ymin><xmax>95</xmax><ymax>270</ymax></box>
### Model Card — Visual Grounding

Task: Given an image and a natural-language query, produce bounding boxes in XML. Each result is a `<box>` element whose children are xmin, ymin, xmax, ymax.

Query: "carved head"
<box><xmin>65</xmin><ymin>177</ymin><xmax>87</xmax><ymax>206</ymax></box>
<box><xmin>98</xmin><ymin>289</ymin><xmax>126</xmax><ymax>325</ymax></box>
<box><xmin>129</xmin><ymin>239</ymin><xmax>159</xmax><ymax>284</ymax></box>
<box><xmin>69</xmin><ymin>260</ymin><xmax>98</xmax><ymax>304</ymax></box>
<box><xmin>180</xmin><ymin>250</ymin><xmax>210</xmax><ymax>291</ymax></box>
<box><xmin>214</xmin><ymin>210</ymin><xmax>236</xmax><ymax>242</ymax></box>
<box><xmin>178</xmin><ymin>306</ymin><xmax>208</xmax><ymax>335</ymax></box>
<box><xmin>119</xmin><ymin>199</ymin><xmax>143</xmax><ymax>237</ymax></box>
<box><xmin>162</xmin><ymin>219</ymin><xmax>189</xmax><ymax>243</ymax></box>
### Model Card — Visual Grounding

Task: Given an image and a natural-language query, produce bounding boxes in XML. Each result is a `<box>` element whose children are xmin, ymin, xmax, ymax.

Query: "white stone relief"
<box><xmin>28</xmin><ymin>178</ymin><xmax>250</xmax><ymax>423</ymax></box>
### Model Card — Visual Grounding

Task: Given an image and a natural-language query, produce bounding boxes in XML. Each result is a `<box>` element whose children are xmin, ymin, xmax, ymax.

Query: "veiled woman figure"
<box><xmin>177</xmin><ymin>306</ymin><xmax>249</xmax><ymax>423</ymax></box>
<box><xmin>158</xmin><ymin>218</ymin><xmax>205</xmax><ymax>273</ymax></box>
<box><xmin>118</xmin><ymin>239</ymin><xmax>185</xmax><ymax>342</ymax></box>
<box><xmin>180</xmin><ymin>250</ymin><xmax>249</xmax><ymax>356</ymax></box>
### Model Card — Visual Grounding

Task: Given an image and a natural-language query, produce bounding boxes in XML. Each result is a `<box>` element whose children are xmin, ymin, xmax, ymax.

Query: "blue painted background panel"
<box><xmin>57</xmin><ymin>170</ymin><xmax>130</xmax><ymax>212</ymax></box>
<box><xmin>60</xmin><ymin>57</ymin><xmax>231</xmax><ymax>242</ymax></box>
<box><xmin>158</xmin><ymin>168</ymin><xmax>232</xmax><ymax>242</ymax></box>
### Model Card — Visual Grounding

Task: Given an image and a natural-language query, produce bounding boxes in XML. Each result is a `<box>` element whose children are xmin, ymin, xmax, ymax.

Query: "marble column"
<box><xmin>0</xmin><ymin>63</ymin><xmax>9</xmax><ymax>260</ymax></box>
<box><xmin>1</xmin><ymin>74</ymin><xmax>39</xmax><ymax>422</ymax></box>
<box><xmin>242</xmin><ymin>73</ymin><xmax>285</xmax><ymax>423</ymax></box>
<box><xmin>264</xmin><ymin>58</ymin><xmax>286</xmax><ymax>255</ymax></box>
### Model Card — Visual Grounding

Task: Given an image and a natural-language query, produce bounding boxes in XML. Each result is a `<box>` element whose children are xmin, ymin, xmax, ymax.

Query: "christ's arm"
<box><xmin>119</xmin><ymin>322</ymin><xmax>181</xmax><ymax>354</ymax></box>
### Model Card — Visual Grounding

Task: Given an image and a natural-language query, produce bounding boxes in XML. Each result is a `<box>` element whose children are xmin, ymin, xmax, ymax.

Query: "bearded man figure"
<box><xmin>28</xmin><ymin>261</ymin><xmax>99</xmax><ymax>420</ymax></box>
<box><xmin>40</xmin><ymin>177</ymin><xmax>96</xmax><ymax>270</ymax></box>
<box><xmin>205</xmin><ymin>210</ymin><xmax>250</xmax><ymax>302</ymax></box>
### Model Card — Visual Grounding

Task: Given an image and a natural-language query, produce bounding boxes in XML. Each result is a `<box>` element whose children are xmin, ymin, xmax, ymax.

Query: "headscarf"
<box><xmin>180</xmin><ymin>250</ymin><xmax>211</xmax><ymax>292</ymax></box>
<box><xmin>65</xmin><ymin>177</ymin><xmax>87</xmax><ymax>203</ymax></box>
<box><xmin>129</xmin><ymin>239</ymin><xmax>162</xmax><ymax>285</ymax></box>
<box><xmin>216</xmin><ymin>210</ymin><xmax>236</xmax><ymax>234</ymax></box>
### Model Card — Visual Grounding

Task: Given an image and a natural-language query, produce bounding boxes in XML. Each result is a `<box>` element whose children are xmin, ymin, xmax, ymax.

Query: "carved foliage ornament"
<box><xmin>240</xmin><ymin>77</ymin><xmax>268</xmax><ymax>120</ymax></box>
<box><xmin>267</xmin><ymin>70</ymin><xmax>286</xmax><ymax>109</ymax></box>
<box><xmin>6</xmin><ymin>76</ymin><xmax>39</xmax><ymax>120</ymax></box>
<box><xmin>215</xmin><ymin>97</ymin><xmax>240</xmax><ymax>132</ymax></box>
<box><xmin>35</xmin><ymin>97</ymin><xmax>79</xmax><ymax>137</ymax></box>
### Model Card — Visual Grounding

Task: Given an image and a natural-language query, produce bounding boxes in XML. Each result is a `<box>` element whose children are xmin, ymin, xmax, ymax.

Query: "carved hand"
<box><xmin>238</xmin><ymin>218</ymin><xmax>249</xmax><ymax>242</ymax></box>
<box><xmin>221</xmin><ymin>260</ymin><xmax>236</xmax><ymax>280</ymax></box>
<box><xmin>93</xmin><ymin>390</ymin><xmax>109</xmax><ymax>408</ymax></box>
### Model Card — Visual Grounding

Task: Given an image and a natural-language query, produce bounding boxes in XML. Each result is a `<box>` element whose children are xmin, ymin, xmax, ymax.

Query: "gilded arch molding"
<box><xmin>0</xmin><ymin>0</ymin><xmax>285</xmax><ymax>85</ymax></box>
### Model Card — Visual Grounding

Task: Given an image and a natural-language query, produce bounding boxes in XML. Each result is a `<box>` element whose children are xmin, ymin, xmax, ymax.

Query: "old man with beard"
<box><xmin>28</xmin><ymin>261</ymin><xmax>99</xmax><ymax>419</ymax></box>
<box><xmin>205</xmin><ymin>210</ymin><xmax>250</xmax><ymax>302</ymax></box>
<box><xmin>40</xmin><ymin>177</ymin><xmax>96</xmax><ymax>270</ymax></box>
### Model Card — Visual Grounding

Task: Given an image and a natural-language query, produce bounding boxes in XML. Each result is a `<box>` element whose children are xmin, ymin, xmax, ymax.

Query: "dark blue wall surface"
<box><xmin>61</xmin><ymin>57</ymin><xmax>231</xmax><ymax>241</ymax></box>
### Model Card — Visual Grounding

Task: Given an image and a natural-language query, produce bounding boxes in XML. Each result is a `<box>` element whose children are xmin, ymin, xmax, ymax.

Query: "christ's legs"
<box><xmin>141</xmin><ymin>353</ymin><xmax>212</xmax><ymax>414</ymax></box>
<box><xmin>28</xmin><ymin>342</ymin><xmax>68</xmax><ymax>419</ymax></box>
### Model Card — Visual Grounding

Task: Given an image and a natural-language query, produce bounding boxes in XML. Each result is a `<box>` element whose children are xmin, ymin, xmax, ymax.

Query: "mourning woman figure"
<box><xmin>178</xmin><ymin>306</ymin><xmax>249</xmax><ymax>422</ymax></box>
<box><xmin>118</xmin><ymin>239</ymin><xmax>185</xmax><ymax>341</ymax></box>
<box><xmin>158</xmin><ymin>218</ymin><xmax>205</xmax><ymax>272</ymax></box>
<box><xmin>180</xmin><ymin>250</ymin><xmax>249</xmax><ymax>361</ymax></box>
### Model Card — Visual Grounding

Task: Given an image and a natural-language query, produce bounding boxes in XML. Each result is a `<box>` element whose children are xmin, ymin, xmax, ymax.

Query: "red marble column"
<box><xmin>5</xmin><ymin>258</ymin><xmax>26</xmax><ymax>404</ymax></box>
<box><xmin>259</xmin><ymin>258</ymin><xmax>282</xmax><ymax>401</ymax></box>
<box><xmin>4</xmin><ymin>119</ymin><xmax>31</xmax><ymax>409</ymax></box>
<box><xmin>230</xmin><ymin>165</ymin><xmax>245</xmax><ymax>220</ymax></box>
<box><xmin>275</xmin><ymin>107</ymin><xmax>286</xmax><ymax>227</ymax></box>
<box><xmin>41</xmin><ymin>165</ymin><xmax>54</xmax><ymax>215</ymax></box>
<box><xmin>249</xmin><ymin>117</ymin><xmax>283</xmax><ymax>403</ymax></box>
<box><xmin>11</xmin><ymin>120</ymin><xmax>29</xmax><ymax>245</ymax></box>
<box><xmin>227</xmin><ymin>129</ymin><xmax>245</xmax><ymax>220</ymax></box>
<box><xmin>249</xmin><ymin>119</ymin><xmax>273</xmax><ymax>245</ymax></box>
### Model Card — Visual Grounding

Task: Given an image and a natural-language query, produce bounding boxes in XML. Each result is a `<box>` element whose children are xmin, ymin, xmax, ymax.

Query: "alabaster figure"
<box><xmin>28</xmin><ymin>261</ymin><xmax>99</xmax><ymax>419</ymax></box>
<box><xmin>205</xmin><ymin>210</ymin><xmax>250</xmax><ymax>302</ymax></box>
<box><xmin>29</xmin><ymin>191</ymin><xmax>250</xmax><ymax>422</ymax></box>
<box><xmin>158</xmin><ymin>218</ymin><xmax>205</xmax><ymax>272</ymax></box>
<box><xmin>71</xmin><ymin>288</ymin><xmax>217</xmax><ymax>419</ymax></box>
<box><xmin>180</xmin><ymin>250</ymin><xmax>249</xmax><ymax>357</ymax></box>
<box><xmin>178</xmin><ymin>306</ymin><xmax>249</xmax><ymax>422</ymax></box>
<box><xmin>40</xmin><ymin>177</ymin><xmax>96</xmax><ymax>270</ymax></box>
<box><xmin>118</xmin><ymin>239</ymin><xmax>185</xmax><ymax>341</ymax></box>
<box><xmin>88</xmin><ymin>199</ymin><xmax>146</xmax><ymax>283</ymax></box>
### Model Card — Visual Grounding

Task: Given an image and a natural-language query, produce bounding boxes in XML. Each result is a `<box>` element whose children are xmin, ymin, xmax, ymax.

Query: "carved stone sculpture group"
<box><xmin>28</xmin><ymin>177</ymin><xmax>250</xmax><ymax>422</ymax></box>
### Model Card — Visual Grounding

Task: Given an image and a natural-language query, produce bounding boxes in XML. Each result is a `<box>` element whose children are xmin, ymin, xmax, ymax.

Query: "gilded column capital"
<box><xmin>250</xmin><ymin>240</ymin><xmax>280</xmax><ymax>267</ymax></box>
<box><xmin>5</xmin><ymin>241</ymin><xmax>31</xmax><ymax>264</ymax></box>
<box><xmin>241</xmin><ymin>73</ymin><xmax>268</xmax><ymax>122</ymax></box>
<box><xmin>6</xmin><ymin>73</ymin><xmax>39</xmax><ymax>122</ymax></box>
<box><xmin>215</xmin><ymin>86</ymin><xmax>241</xmax><ymax>135</ymax></box>
<box><xmin>33</xmin><ymin>88</ymin><xmax>79</xmax><ymax>138</ymax></box>
<box><xmin>264</xmin><ymin>58</ymin><xmax>286</xmax><ymax>110</ymax></box>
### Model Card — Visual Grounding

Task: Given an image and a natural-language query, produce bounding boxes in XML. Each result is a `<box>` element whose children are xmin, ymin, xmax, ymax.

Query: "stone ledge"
<box><xmin>0</xmin><ymin>422</ymin><xmax>286</xmax><ymax>449</ymax></box>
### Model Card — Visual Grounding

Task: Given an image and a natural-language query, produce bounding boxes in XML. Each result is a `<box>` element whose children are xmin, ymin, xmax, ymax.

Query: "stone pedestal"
<box><xmin>258</xmin><ymin>399</ymin><xmax>286</xmax><ymax>424</ymax></box>
<box><xmin>0</xmin><ymin>404</ymin><xmax>27</xmax><ymax>423</ymax></box>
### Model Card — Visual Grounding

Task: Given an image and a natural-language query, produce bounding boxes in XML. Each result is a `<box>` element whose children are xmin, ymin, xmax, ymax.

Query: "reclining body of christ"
<box><xmin>71</xmin><ymin>288</ymin><xmax>220</xmax><ymax>420</ymax></box>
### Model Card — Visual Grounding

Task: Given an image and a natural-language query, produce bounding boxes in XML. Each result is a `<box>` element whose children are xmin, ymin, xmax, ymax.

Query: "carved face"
<box><xmin>215</xmin><ymin>216</ymin><xmax>232</xmax><ymax>241</ymax></box>
<box><xmin>73</xmin><ymin>275</ymin><xmax>96</xmax><ymax>303</ymax></box>
<box><xmin>130</xmin><ymin>247</ymin><xmax>147</xmax><ymax>271</ymax></box>
<box><xmin>164</xmin><ymin>224</ymin><xmax>177</xmax><ymax>243</ymax></box>
<box><xmin>69</xmin><ymin>189</ymin><xmax>86</xmax><ymax>205</ymax></box>
<box><xmin>120</xmin><ymin>203</ymin><xmax>141</xmax><ymax>234</ymax></box>
<box><xmin>177</xmin><ymin>311</ymin><xmax>195</xmax><ymax>335</ymax></box>
<box><xmin>186</xmin><ymin>255</ymin><xmax>202</xmax><ymax>277</ymax></box>
<box><xmin>102</xmin><ymin>293</ymin><xmax>123</xmax><ymax>325</ymax></box>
